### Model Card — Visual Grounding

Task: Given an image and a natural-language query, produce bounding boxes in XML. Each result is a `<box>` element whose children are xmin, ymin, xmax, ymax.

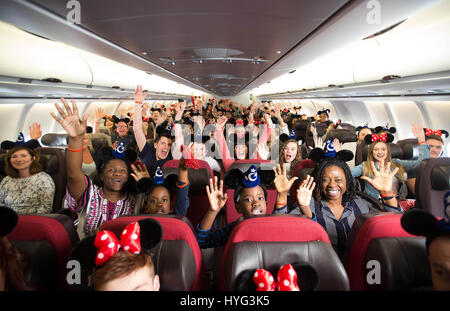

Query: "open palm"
<box><xmin>297</xmin><ymin>175</ymin><xmax>315</xmax><ymax>207</ymax></box>
<box><xmin>206</xmin><ymin>176</ymin><xmax>228</xmax><ymax>212</ymax></box>
<box><xmin>273</xmin><ymin>164</ymin><xmax>298</xmax><ymax>193</ymax></box>
<box><xmin>50</xmin><ymin>98</ymin><xmax>87</xmax><ymax>138</ymax></box>
<box><xmin>361</xmin><ymin>161</ymin><xmax>398</xmax><ymax>193</ymax></box>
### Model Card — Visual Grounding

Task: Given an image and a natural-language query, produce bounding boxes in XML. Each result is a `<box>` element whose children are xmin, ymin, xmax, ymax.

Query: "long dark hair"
<box><xmin>312</xmin><ymin>158</ymin><xmax>356</xmax><ymax>206</ymax></box>
<box><xmin>0</xmin><ymin>237</ymin><xmax>32</xmax><ymax>290</ymax></box>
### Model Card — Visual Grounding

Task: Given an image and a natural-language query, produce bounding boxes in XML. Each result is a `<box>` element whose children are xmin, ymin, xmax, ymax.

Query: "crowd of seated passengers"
<box><xmin>0</xmin><ymin>86</ymin><xmax>448</xmax><ymax>291</ymax></box>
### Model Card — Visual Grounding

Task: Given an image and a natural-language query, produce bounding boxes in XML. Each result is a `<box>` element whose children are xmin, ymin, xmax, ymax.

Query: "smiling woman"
<box><xmin>0</xmin><ymin>145</ymin><xmax>55</xmax><ymax>214</ymax></box>
<box><xmin>51</xmin><ymin>98</ymin><xmax>137</xmax><ymax>238</ymax></box>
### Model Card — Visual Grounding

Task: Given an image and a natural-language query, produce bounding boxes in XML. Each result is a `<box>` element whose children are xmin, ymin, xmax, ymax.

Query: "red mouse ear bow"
<box><xmin>94</xmin><ymin>222</ymin><xmax>141</xmax><ymax>266</ymax></box>
<box><xmin>277</xmin><ymin>264</ymin><xmax>300</xmax><ymax>291</ymax></box>
<box><xmin>180</xmin><ymin>145</ymin><xmax>200</xmax><ymax>170</ymax></box>
<box><xmin>252</xmin><ymin>264</ymin><xmax>300</xmax><ymax>291</ymax></box>
<box><xmin>253</xmin><ymin>269</ymin><xmax>276</xmax><ymax>291</ymax></box>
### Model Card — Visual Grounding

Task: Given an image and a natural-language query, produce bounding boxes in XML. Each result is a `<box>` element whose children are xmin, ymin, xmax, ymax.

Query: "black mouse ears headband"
<box><xmin>364</xmin><ymin>132</ymin><xmax>395</xmax><ymax>144</ymax></box>
<box><xmin>0</xmin><ymin>206</ymin><xmax>19</xmax><ymax>237</ymax></box>
<box><xmin>112</xmin><ymin>116</ymin><xmax>130</xmax><ymax>125</ymax></box>
<box><xmin>308</xmin><ymin>139</ymin><xmax>354</xmax><ymax>163</ymax></box>
<box><xmin>70</xmin><ymin>218</ymin><xmax>163</xmax><ymax>271</ymax></box>
<box><xmin>317</xmin><ymin>108</ymin><xmax>330</xmax><ymax>116</ymax></box>
<box><xmin>224</xmin><ymin>165</ymin><xmax>275</xmax><ymax>190</ymax></box>
<box><xmin>1</xmin><ymin>132</ymin><xmax>41</xmax><ymax>150</ymax></box>
<box><xmin>374</xmin><ymin>123</ymin><xmax>396</xmax><ymax>134</ymax></box>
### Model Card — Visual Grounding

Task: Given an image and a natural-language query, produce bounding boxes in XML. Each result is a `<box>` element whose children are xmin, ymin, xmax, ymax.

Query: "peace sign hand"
<box><xmin>360</xmin><ymin>160</ymin><xmax>398</xmax><ymax>193</ymax></box>
<box><xmin>205</xmin><ymin>176</ymin><xmax>228</xmax><ymax>212</ymax></box>
<box><xmin>50</xmin><ymin>98</ymin><xmax>88</xmax><ymax>138</ymax></box>
<box><xmin>273</xmin><ymin>164</ymin><xmax>298</xmax><ymax>193</ymax></box>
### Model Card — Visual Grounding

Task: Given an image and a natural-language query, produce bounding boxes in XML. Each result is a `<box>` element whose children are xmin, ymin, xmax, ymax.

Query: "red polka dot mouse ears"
<box><xmin>234</xmin><ymin>262</ymin><xmax>319</xmax><ymax>291</ymax></box>
<box><xmin>70</xmin><ymin>219</ymin><xmax>163</xmax><ymax>270</ymax></box>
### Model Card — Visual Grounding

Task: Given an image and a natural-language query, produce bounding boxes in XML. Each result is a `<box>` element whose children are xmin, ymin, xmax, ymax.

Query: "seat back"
<box><xmin>221</xmin><ymin>215</ymin><xmax>349</xmax><ymax>291</ymax></box>
<box><xmin>162</xmin><ymin>160</ymin><xmax>212</xmax><ymax>229</ymax></box>
<box><xmin>7</xmin><ymin>214</ymin><xmax>79</xmax><ymax>289</ymax></box>
<box><xmin>99</xmin><ymin>215</ymin><xmax>204</xmax><ymax>290</ymax></box>
<box><xmin>415</xmin><ymin>157</ymin><xmax>450</xmax><ymax>217</ymax></box>
<box><xmin>325</xmin><ymin>129</ymin><xmax>357</xmax><ymax>144</ymax></box>
<box><xmin>39</xmin><ymin>148</ymin><xmax>67</xmax><ymax>212</ymax></box>
<box><xmin>343</xmin><ymin>213</ymin><xmax>430</xmax><ymax>290</ymax></box>
<box><xmin>225</xmin><ymin>161</ymin><xmax>277</xmax><ymax>224</ymax></box>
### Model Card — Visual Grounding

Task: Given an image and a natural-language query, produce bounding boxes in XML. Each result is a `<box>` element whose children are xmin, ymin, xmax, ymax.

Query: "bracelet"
<box><xmin>135</xmin><ymin>101</ymin><xmax>142</xmax><ymax>105</ymax></box>
<box><xmin>381</xmin><ymin>196</ymin><xmax>394</xmax><ymax>201</ymax></box>
<box><xmin>67</xmin><ymin>146</ymin><xmax>84</xmax><ymax>152</ymax></box>
<box><xmin>418</xmin><ymin>141</ymin><xmax>425</xmax><ymax>145</ymax></box>
<box><xmin>380</xmin><ymin>191</ymin><xmax>394</xmax><ymax>198</ymax></box>
<box><xmin>276</xmin><ymin>202</ymin><xmax>286</xmax><ymax>206</ymax></box>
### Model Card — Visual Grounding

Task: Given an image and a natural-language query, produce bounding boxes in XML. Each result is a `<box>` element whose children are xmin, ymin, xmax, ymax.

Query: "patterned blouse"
<box><xmin>65</xmin><ymin>176</ymin><xmax>135</xmax><ymax>237</ymax></box>
<box><xmin>0</xmin><ymin>171</ymin><xmax>55</xmax><ymax>214</ymax></box>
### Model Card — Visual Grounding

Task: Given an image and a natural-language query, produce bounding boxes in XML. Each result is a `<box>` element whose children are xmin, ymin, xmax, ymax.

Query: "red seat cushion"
<box><xmin>344</xmin><ymin>214</ymin><xmax>416</xmax><ymax>290</ymax></box>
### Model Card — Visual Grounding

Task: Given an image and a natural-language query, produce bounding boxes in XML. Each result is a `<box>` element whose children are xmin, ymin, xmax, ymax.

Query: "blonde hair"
<box><xmin>363</xmin><ymin>141</ymin><xmax>406</xmax><ymax>181</ymax></box>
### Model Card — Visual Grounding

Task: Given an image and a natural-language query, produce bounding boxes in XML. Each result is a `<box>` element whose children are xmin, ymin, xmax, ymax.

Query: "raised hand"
<box><xmin>333</xmin><ymin>138</ymin><xmax>343</xmax><ymax>152</ymax></box>
<box><xmin>205</xmin><ymin>176</ymin><xmax>228</xmax><ymax>212</ymax></box>
<box><xmin>51</xmin><ymin>98</ymin><xmax>88</xmax><ymax>138</ymax></box>
<box><xmin>29</xmin><ymin>122</ymin><xmax>42</xmax><ymax>140</ymax></box>
<box><xmin>360</xmin><ymin>160</ymin><xmax>398</xmax><ymax>193</ymax></box>
<box><xmin>297</xmin><ymin>175</ymin><xmax>315</xmax><ymax>208</ymax></box>
<box><xmin>257</xmin><ymin>142</ymin><xmax>270</xmax><ymax>160</ymax></box>
<box><xmin>412</xmin><ymin>122</ymin><xmax>425</xmax><ymax>142</ymax></box>
<box><xmin>95</xmin><ymin>107</ymin><xmax>106</xmax><ymax>122</ymax></box>
<box><xmin>130</xmin><ymin>162</ymin><xmax>150</xmax><ymax>182</ymax></box>
<box><xmin>134</xmin><ymin>85</ymin><xmax>148</xmax><ymax>103</ymax></box>
<box><xmin>216</xmin><ymin>116</ymin><xmax>228</xmax><ymax>131</ymax></box>
<box><xmin>273</xmin><ymin>164</ymin><xmax>298</xmax><ymax>193</ymax></box>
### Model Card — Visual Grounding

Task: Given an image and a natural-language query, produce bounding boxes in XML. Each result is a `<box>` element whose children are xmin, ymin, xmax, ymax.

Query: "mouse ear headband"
<box><xmin>423</xmin><ymin>128</ymin><xmax>449</xmax><ymax>139</ymax></box>
<box><xmin>70</xmin><ymin>219</ymin><xmax>163</xmax><ymax>271</ymax></box>
<box><xmin>235</xmin><ymin>262</ymin><xmax>319</xmax><ymax>291</ymax></box>
<box><xmin>1</xmin><ymin>132</ymin><xmax>41</xmax><ymax>150</ymax></box>
<box><xmin>364</xmin><ymin>133</ymin><xmax>395</xmax><ymax>144</ymax></box>
<box><xmin>374</xmin><ymin>123</ymin><xmax>396</xmax><ymax>134</ymax></box>
<box><xmin>308</xmin><ymin>139</ymin><xmax>354</xmax><ymax>163</ymax></box>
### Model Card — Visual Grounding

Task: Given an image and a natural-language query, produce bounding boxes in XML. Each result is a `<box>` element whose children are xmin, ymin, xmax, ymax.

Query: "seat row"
<box><xmin>6</xmin><ymin>211</ymin><xmax>433</xmax><ymax>291</ymax></box>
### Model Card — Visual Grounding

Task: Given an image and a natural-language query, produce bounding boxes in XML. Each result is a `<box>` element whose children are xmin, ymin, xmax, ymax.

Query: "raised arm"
<box><xmin>199</xmin><ymin>176</ymin><xmax>228</xmax><ymax>231</ymax></box>
<box><xmin>132</xmin><ymin>85</ymin><xmax>148</xmax><ymax>152</ymax></box>
<box><xmin>50</xmin><ymin>98</ymin><xmax>89</xmax><ymax>201</ymax></box>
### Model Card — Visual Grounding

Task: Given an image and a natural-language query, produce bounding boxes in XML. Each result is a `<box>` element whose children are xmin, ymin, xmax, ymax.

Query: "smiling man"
<box><xmin>133</xmin><ymin>86</ymin><xmax>173</xmax><ymax>175</ymax></box>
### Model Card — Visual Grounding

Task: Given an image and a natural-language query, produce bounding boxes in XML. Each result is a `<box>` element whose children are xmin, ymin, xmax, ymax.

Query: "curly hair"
<box><xmin>312</xmin><ymin>158</ymin><xmax>356</xmax><ymax>206</ymax></box>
